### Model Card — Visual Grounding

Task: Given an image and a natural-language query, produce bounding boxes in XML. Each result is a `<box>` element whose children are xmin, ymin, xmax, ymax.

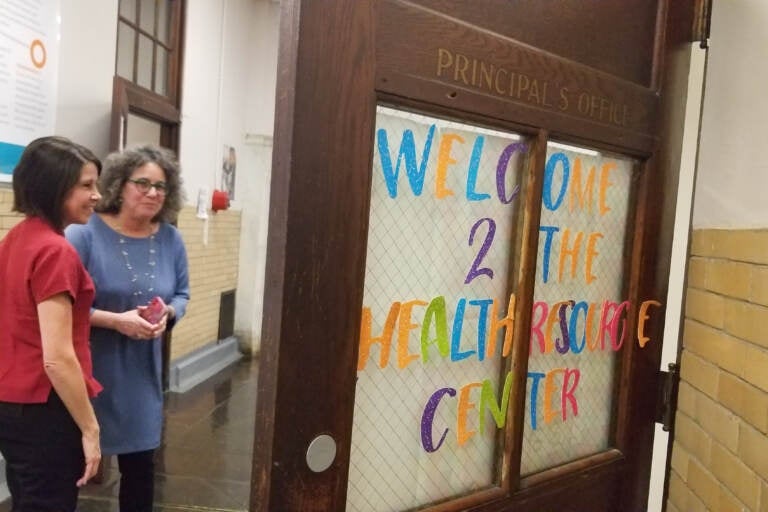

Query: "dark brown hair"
<box><xmin>12</xmin><ymin>136</ymin><xmax>101</xmax><ymax>231</ymax></box>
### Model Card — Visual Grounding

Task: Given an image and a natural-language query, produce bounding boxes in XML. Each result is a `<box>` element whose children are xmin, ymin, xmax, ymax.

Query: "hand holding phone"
<box><xmin>139</xmin><ymin>296</ymin><xmax>167</xmax><ymax>324</ymax></box>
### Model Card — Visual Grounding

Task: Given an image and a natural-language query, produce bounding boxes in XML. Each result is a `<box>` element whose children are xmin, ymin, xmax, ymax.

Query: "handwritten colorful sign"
<box><xmin>348</xmin><ymin>108</ymin><xmax>661</xmax><ymax>509</ymax></box>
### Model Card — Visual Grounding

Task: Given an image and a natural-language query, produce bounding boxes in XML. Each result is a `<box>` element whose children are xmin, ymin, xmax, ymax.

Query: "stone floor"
<box><xmin>0</xmin><ymin>357</ymin><xmax>257</xmax><ymax>512</ymax></box>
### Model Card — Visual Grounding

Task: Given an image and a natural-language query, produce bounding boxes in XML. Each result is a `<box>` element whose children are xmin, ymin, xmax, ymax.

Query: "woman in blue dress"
<box><xmin>66</xmin><ymin>145</ymin><xmax>190</xmax><ymax>512</ymax></box>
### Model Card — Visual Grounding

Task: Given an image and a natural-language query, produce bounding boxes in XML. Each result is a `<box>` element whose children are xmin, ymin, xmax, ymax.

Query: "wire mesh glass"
<box><xmin>348</xmin><ymin>106</ymin><xmax>527</xmax><ymax>511</ymax></box>
<box><xmin>520</xmin><ymin>141</ymin><xmax>636</xmax><ymax>475</ymax></box>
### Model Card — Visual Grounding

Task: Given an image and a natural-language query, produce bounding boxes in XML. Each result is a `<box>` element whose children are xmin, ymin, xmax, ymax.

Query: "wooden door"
<box><xmin>253</xmin><ymin>1</ymin><xmax>696</xmax><ymax>511</ymax></box>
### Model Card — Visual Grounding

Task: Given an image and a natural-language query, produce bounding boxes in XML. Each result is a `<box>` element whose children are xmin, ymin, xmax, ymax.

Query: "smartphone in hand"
<box><xmin>140</xmin><ymin>296</ymin><xmax>167</xmax><ymax>324</ymax></box>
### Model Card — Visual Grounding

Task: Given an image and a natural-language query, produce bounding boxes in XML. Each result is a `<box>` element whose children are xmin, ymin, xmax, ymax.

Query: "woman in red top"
<box><xmin>0</xmin><ymin>136</ymin><xmax>103</xmax><ymax>511</ymax></box>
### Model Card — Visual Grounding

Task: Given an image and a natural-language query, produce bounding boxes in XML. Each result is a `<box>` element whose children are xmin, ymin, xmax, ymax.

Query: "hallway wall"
<box><xmin>669</xmin><ymin>233</ymin><xmax>768</xmax><ymax>510</ymax></box>
<box><xmin>180</xmin><ymin>0</ymin><xmax>278</xmax><ymax>355</ymax></box>
<box><xmin>0</xmin><ymin>1</ymin><xmax>279</xmax><ymax>501</ymax></box>
<box><xmin>668</xmin><ymin>1</ymin><xmax>768</xmax><ymax>510</ymax></box>
<box><xmin>171</xmin><ymin>208</ymin><xmax>242</xmax><ymax>360</ymax></box>
<box><xmin>0</xmin><ymin>0</ymin><xmax>279</xmax><ymax>357</ymax></box>
<box><xmin>690</xmin><ymin>3</ymin><xmax>768</xmax><ymax>230</ymax></box>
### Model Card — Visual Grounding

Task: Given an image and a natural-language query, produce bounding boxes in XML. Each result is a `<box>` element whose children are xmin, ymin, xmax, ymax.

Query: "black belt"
<box><xmin>0</xmin><ymin>391</ymin><xmax>58</xmax><ymax>416</ymax></box>
<box><xmin>0</xmin><ymin>401</ymin><xmax>27</xmax><ymax>416</ymax></box>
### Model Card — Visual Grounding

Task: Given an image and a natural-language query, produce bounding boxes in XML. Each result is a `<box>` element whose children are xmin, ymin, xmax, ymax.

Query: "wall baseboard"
<box><xmin>168</xmin><ymin>336</ymin><xmax>242</xmax><ymax>393</ymax></box>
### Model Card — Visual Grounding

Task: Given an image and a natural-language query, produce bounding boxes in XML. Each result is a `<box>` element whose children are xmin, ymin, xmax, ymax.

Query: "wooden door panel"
<box><xmin>404</xmin><ymin>0</ymin><xmax>659</xmax><ymax>87</ymax></box>
<box><xmin>375</xmin><ymin>0</ymin><xmax>658</xmax><ymax>153</ymax></box>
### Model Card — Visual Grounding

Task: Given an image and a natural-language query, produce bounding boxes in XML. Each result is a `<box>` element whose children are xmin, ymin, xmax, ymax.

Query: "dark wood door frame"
<box><xmin>252</xmin><ymin>2</ymin><xmax>376</xmax><ymax>511</ymax></box>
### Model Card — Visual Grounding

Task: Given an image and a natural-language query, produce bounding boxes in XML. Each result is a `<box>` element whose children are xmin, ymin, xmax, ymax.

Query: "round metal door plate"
<box><xmin>306</xmin><ymin>434</ymin><xmax>337</xmax><ymax>472</ymax></box>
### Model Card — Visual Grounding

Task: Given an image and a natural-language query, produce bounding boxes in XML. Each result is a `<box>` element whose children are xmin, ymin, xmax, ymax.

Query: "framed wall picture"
<box><xmin>221</xmin><ymin>144</ymin><xmax>237</xmax><ymax>200</ymax></box>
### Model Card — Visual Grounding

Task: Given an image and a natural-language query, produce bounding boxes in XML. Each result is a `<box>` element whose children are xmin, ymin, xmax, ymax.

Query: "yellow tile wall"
<box><xmin>167</xmin><ymin>207</ymin><xmax>241</xmax><ymax>360</ymax></box>
<box><xmin>0</xmin><ymin>188</ymin><xmax>20</xmax><ymax>237</ymax></box>
<box><xmin>669</xmin><ymin>228</ymin><xmax>768</xmax><ymax>511</ymax></box>
<box><xmin>0</xmin><ymin>186</ymin><xmax>241</xmax><ymax>361</ymax></box>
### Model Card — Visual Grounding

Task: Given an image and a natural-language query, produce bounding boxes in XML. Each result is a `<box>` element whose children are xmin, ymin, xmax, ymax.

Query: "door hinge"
<box><xmin>693</xmin><ymin>0</ymin><xmax>712</xmax><ymax>48</ymax></box>
<box><xmin>655</xmin><ymin>363</ymin><xmax>680</xmax><ymax>431</ymax></box>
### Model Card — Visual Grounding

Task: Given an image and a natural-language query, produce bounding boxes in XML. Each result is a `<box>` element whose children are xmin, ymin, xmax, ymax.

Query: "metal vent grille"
<box><xmin>218</xmin><ymin>289</ymin><xmax>236</xmax><ymax>341</ymax></box>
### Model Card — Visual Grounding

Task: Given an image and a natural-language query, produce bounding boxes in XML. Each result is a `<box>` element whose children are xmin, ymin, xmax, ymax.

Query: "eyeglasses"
<box><xmin>127</xmin><ymin>178</ymin><xmax>168</xmax><ymax>195</ymax></box>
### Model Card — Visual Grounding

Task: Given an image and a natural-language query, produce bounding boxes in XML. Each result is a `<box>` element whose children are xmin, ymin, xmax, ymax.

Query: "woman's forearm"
<box><xmin>44</xmin><ymin>355</ymin><xmax>100</xmax><ymax>437</ymax></box>
<box><xmin>38</xmin><ymin>295</ymin><xmax>99</xmax><ymax>437</ymax></box>
<box><xmin>90</xmin><ymin>309</ymin><xmax>122</xmax><ymax>330</ymax></box>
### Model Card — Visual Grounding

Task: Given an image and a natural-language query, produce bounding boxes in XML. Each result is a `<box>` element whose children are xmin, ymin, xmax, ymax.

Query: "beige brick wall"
<box><xmin>171</xmin><ymin>207</ymin><xmax>241</xmax><ymax>359</ymax></box>
<box><xmin>0</xmin><ymin>186</ymin><xmax>241</xmax><ymax>361</ymax></box>
<box><xmin>669</xmin><ymin>229</ymin><xmax>768</xmax><ymax>512</ymax></box>
<box><xmin>0</xmin><ymin>188</ymin><xmax>21</xmax><ymax>237</ymax></box>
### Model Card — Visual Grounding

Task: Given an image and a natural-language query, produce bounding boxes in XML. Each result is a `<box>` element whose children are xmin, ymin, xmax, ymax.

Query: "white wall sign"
<box><xmin>0</xmin><ymin>0</ymin><xmax>60</xmax><ymax>183</ymax></box>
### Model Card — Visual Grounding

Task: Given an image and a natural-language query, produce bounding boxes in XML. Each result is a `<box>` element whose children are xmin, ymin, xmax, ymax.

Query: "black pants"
<box><xmin>0</xmin><ymin>391</ymin><xmax>83</xmax><ymax>512</ymax></box>
<box><xmin>117</xmin><ymin>449</ymin><xmax>155</xmax><ymax>512</ymax></box>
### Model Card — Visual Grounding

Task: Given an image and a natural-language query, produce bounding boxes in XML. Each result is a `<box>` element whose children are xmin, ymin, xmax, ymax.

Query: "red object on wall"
<box><xmin>211</xmin><ymin>189</ymin><xmax>230</xmax><ymax>212</ymax></box>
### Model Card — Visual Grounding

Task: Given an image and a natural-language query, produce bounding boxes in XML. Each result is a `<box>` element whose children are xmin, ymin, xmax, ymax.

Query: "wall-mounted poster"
<box><xmin>221</xmin><ymin>144</ymin><xmax>237</xmax><ymax>200</ymax></box>
<box><xmin>0</xmin><ymin>0</ymin><xmax>61</xmax><ymax>183</ymax></box>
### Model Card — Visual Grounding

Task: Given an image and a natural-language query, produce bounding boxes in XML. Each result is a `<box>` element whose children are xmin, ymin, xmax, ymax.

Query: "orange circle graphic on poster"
<box><xmin>30</xmin><ymin>39</ymin><xmax>46</xmax><ymax>69</ymax></box>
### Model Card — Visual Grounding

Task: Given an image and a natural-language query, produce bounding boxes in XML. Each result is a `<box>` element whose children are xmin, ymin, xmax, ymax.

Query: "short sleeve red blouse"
<box><xmin>0</xmin><ymin>216</ymin><xmax>102</xmax><ymax>403</ymax></box>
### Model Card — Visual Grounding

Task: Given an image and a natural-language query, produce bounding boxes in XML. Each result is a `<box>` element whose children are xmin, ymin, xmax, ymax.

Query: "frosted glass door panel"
<box><xmin>521</xmin><ymin>142</ymin><xmax>635</xmax><ymax>475</ymax></box>
<box><xmin>348</xmin><ymin>107</ymin><xmax>528</xmax><ymax>511</ymax></box>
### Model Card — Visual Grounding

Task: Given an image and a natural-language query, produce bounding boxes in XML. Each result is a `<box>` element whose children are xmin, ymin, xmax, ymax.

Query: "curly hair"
<box><xmin>96</xmin><ymin>144</ymin><xmax>185</xmax><ymax>223</ymax></box>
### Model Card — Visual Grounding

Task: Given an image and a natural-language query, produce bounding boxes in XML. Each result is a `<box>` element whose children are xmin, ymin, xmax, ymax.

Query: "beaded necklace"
<box><xmin>116</xmin><ymin>225</ymin><xmax>157</xmax><ymax>299</ymax></box>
